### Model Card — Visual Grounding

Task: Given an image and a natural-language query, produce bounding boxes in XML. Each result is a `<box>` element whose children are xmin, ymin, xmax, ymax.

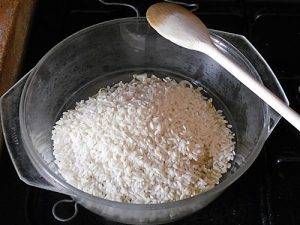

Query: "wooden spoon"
<box><xmin>146</xmin><ymin>2</ymin><xmax>300</xmax><ymax>131</ymax></box>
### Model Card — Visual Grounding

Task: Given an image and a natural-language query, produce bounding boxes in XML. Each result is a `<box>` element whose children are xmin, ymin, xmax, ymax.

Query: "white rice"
<box><xmin>52</xmin><ymin>74</ymin><xmax>235</xmax><ymax>204</ymax></box>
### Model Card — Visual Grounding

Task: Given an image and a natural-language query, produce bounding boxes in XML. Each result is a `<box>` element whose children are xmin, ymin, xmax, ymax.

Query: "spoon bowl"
<box><xmin>146</xmin><ymin>3</ymin><xmax>213</xmax><ymax>52</ymax></box>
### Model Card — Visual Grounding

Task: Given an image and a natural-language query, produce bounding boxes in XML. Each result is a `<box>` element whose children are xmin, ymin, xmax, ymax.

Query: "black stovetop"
<box><xmin>1</xmin><ymin>0</ymin><xmax>300</xmax><ymax>225</ymax></box>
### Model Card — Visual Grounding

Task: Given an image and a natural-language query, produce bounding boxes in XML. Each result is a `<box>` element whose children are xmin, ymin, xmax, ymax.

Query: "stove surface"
<box><xmin>1</xmin><ymin>1</ymin><xmax>299</xmax><ymax>225</ymax></box>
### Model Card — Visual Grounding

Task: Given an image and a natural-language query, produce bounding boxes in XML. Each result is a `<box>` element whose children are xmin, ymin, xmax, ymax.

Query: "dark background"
<box><xmin>0</xmin><ymin>0</ymin><xmax>299</xmax><ymax>224</ymax></box>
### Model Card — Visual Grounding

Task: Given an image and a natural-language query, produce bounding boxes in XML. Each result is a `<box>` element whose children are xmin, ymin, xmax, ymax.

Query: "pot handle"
<box><xmin>263</xmin><ymin>74</ymin><xmax>289</xmax><ymax>135</ymax></box>
<box><xmin>268</xmin><ymin>109</ymin><xmax>281</xmax><ymax>135</ymax></box>
<box><xmin>52</xmin><ymin>199</ymin><xmax>79</xmax><ymax>222</ymax></box>
<box><xmin>98</xmin><ymin>0</ymin><xmax>198</xmax><ymax>18</ymax></box>
<box><xmin>0</xmin><ymin>71</ymin><xmax>57</xmax><ymax>192</ymax></box>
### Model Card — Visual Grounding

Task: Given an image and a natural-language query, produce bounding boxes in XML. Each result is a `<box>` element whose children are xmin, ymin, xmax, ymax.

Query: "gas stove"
<box><xmin>1</xmin><ymin>0</ymin><xmax>299</xmax><ymax>224</ymax></box>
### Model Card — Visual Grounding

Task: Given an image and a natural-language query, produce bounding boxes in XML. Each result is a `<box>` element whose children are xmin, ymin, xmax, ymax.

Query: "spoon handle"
<box><xmin>205</xmin><ymin>47</ymin><xmax>300</xmax><ymax>131</ymax></box>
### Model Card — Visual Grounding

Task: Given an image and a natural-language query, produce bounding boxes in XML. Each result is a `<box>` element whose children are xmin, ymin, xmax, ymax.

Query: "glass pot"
<box><xmin>0</xmin><ymin>18</ymin><xmax>288</xmax><ymax>224</ymax></box>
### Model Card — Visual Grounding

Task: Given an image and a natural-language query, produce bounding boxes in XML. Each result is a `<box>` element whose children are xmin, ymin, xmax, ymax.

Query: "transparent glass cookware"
<box><xmin>0</xmin><ymin>18</ymin><xmax>288</xmax><ymax>224</ymax></box>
